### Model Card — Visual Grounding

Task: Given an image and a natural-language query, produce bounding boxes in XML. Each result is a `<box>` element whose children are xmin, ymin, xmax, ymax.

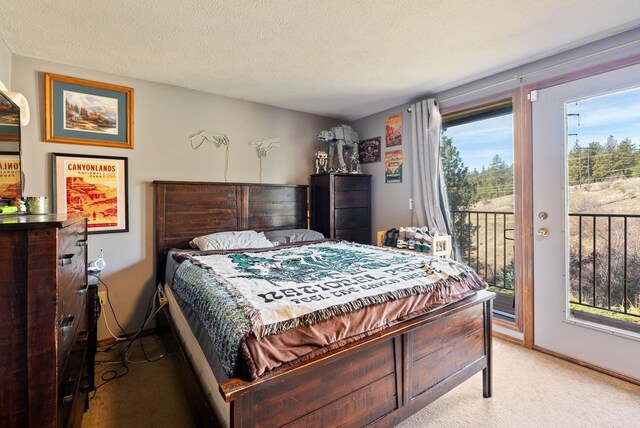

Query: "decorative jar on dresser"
<box><xmin>309</xmin><ymin>173</ymin><xmax>372</xmax><ymax>244</ymax></box>
<box><xmin>0</xmin><ymin>214</ymin><xmax>96</xmax><ymax>427</ymax></box>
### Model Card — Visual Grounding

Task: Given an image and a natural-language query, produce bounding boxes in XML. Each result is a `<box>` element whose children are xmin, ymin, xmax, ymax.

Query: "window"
<box><xmin>442</xmin><ymin>99</ymin><xmax>518</xmax><ymax>324</ymax></box>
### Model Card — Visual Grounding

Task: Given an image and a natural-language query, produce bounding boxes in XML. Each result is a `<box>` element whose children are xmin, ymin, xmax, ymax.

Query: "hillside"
<box><xmin>470</xmin><ymin>176</ymin><xmax>640</xmax><ymax>214</ymax></box>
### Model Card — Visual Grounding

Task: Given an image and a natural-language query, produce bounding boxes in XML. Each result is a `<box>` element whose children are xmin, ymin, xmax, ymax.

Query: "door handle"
<box><xmin>537</xmin><ymin>227</ymin><xmax>549</xmax><ymax>237</ymax></box>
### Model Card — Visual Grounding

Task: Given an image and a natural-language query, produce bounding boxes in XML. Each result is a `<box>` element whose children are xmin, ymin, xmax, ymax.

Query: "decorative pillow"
<box><xmin>190</xmin><ymin>230</ymin><xmax>274</xmax><ymax>251</ymax></box>
<box><xmin>263</xmin><ymin>229</ymin><xmax>325</xmax><ymax>245</ymax></box>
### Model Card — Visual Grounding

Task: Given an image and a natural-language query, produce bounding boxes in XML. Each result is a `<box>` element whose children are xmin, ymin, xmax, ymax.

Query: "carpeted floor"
<box><xmin>82</xmin><ymin>338</ymin><xmax>640</xmax><ymax>428</ymax></box>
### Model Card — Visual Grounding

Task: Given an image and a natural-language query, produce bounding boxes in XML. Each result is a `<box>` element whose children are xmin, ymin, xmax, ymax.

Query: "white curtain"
<box><xmin>410</xmin><ymin>99</ymin><xmax>460</xmax><ymax>260</ymax></box>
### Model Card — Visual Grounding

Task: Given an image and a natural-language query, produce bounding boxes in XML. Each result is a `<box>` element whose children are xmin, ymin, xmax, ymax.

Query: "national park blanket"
<box><xmin>171</xmin><ymin>240</ymin><xmax>486</xmax><ymax>377</ymax></box>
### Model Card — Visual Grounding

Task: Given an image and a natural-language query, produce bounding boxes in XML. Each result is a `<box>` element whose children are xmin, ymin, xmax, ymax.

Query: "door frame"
<box><xmin>521</xmin><ymin>51</ymin><xmax>640</xmax><ymax>351</ymax></box>
<box><xmin>441</xmin><ymin>89</ymin><xmax>529</xmax><ymax>338</ymax></box>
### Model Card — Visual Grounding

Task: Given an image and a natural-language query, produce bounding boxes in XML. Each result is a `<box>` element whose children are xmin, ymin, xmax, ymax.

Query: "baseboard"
<box><xmin>493</xmin><ymin>330</ymin><xmax>524</xmax><ymax>346</ymax></box>
<box><xmin>97</xmin><ymin>327</ymin><xmax>157</xmax><ymax>349</ymax></box>
<box><xmin>533</xmin><ymin>345</ymin><xmax>640</xmax><ymax>387</ymax></box>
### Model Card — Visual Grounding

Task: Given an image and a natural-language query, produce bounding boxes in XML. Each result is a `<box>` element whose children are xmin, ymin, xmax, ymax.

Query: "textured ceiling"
<box><xmin>1</xmin><ymin>1</ymin><xmax>640</xmax><ymax>120</ymax></box>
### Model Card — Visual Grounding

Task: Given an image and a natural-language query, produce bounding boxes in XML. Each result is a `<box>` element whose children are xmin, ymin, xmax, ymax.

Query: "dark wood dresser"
<box><xmin>0</xmin><ymin>214</ymin><xmax>95</xmax><ymax>427</ymax></box>
<box><xmin>309</xmin><ymin>173</ymin><xmax>372</xmax><ymax>244</ymax></box>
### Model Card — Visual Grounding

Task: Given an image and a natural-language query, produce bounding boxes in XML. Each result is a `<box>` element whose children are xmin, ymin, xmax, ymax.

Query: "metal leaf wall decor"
<box><xmin>248</xmin><ymin>137</ymin><xmax>281</xmax><ymax>183</ymax></box>
<box><xmin>189</xmin><ymin>130</ymin><xmax>231</xmax><ymax>182</ymax></box>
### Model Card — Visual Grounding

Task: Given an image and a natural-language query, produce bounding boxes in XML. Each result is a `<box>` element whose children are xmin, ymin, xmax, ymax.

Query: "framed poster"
<box><xmin>52</xmin><ymin>153</ymin><xmax>129</xmax><ymax>234</ymax></box>
<box><xmin>385</xmin><ymin>112</ymin><xmax>402</xmax><ymax>147</ymax></box>
<box><xmin>0</xmin><ymin>153</ymin><xmax>21</xmax><ymax>199</ymax></box>
<box><xmin>385</xmin><ymin>150</ymin><xmax>403</xmax><ymax>183</ymax></box>
<box><xmin>44</xmin><ymin>73</ymin><xmax>134</xmax><ymax>149</ymax></box>
<box><xmin>359</xmin><ymin>137</ymin><xmax>381</xmax><ymax>164</ymax></box>
<box><xmin>0</xmin><ymin>95</ymin><xmax>20</xmax><ymax>142</ymax></box>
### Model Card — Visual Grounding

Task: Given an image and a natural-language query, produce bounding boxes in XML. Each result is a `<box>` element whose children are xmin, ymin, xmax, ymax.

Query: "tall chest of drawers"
<box><xmin>0</xmin><ymin>214</ymin><xmax>95</xmax><ymax>428</ymax></box>
<box><xmin>309</xmin><ymin>173</ymin><xmax>372</xmax><ymax>244</ymax></box>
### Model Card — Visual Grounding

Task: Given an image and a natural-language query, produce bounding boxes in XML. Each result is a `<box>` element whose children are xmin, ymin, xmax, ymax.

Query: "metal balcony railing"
<box><xmin>450</xmin><ymin>210</ymin><xmax>515</xmax><ymax>293</ymax></box>
<box><xmin>569</xmin><ymin>213</ymin><xmax>640</xmax><ymax>321</ymax></box>
<box><xmin>451</xmin><ymin>210</ymin><xmax>640</xmax><ymax>325</ymax></box>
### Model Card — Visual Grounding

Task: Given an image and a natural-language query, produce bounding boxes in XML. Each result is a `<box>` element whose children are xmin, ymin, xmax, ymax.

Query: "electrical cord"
<box><xmin>94</xmin><ymin>289</ymin><xmax>165</xmax><ymax>363</ymax></box>
<box><xmin>89</xmin><ymin>280</ymin><xmax>168</xmax><ymax>399</ymax></box>
<box><xmin>99</xmin><ymin>298</ymin><xmax>128</xmax><ymax>341</ymax></box>
<box><xmin>90</xmin><ymin>273</ymin><xmax>127</xmax><ymax>336</ymax></box>
<box><xmin>89</xmin><ymin>362</ymin><xmax>129</xmax><ymax>401</ymax></box>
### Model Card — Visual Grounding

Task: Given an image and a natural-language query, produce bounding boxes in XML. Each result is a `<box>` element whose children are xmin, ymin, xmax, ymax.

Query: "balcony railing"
<box><xmin>451</xmin><ymin>210</ymin><xmax>516</xmax><ymax>293</ymax></box>
<box><xmin>569</xmin><ymin>213</ymin><xmax>640</xmax><ymax>324</ymax></box>
<box><xmin>451</xmin><ymin>209</ymin><xmax>640</xmax><ymax>330</ymax></box>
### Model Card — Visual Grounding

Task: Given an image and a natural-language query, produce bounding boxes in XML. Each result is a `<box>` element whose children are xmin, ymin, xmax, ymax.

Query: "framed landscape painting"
<box><xmin>52</xmin><ymin>153</ymin><xmax>129</xmax><ymax>234</ymax></box>
<box><xmin>45</xmin><ymin>73</ymin><xmax>134</xmax><ymax>149</ymax></box>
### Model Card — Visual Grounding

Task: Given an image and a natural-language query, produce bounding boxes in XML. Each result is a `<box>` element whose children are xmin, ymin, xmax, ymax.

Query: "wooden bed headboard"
<box><xmin>154</xmin><ymin>181</ymin><xmax>308</xmax><ymax>283</ymax></box>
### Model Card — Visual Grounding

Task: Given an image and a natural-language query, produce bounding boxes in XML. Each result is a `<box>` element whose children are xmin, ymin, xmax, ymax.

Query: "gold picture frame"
<box><xmin>44</xmin><ymin>73</ymin><xmax>134</xmax><ymax>149</ymax></box>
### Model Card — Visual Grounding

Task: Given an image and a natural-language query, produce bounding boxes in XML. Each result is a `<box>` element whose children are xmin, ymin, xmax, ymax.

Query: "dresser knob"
<box><xmin>59</xmin><ymin>315</ymin><xmax>75</xmax><ymax>332</ymax></box>
<box><xmin>76</xmin><ymin>330</ymin><xmax>89</xmax><ymax>345</ymax></box>
<box><xmin>77</xmin><ymin>283</ymin><xmax>88</xmax><ymax>296</ymax></box>
<box><xmin>59</xmin><ymin>254</ymin><xmax>74</xmax><ymax>266</ymax></box>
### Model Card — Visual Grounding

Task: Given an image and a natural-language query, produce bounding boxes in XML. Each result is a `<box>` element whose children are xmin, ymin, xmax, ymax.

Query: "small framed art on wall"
<box><xmin>44</xmin><ymin>73</ymin><xmax>134</xmax><ymax>149</ymax></box>
<box><xmin>52</xmin><ymin>153</ymin><xmax>129</xmax><ymax>234</ymax></box>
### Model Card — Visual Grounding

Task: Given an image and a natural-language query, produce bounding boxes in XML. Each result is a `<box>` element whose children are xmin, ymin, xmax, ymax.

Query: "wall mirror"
<box><xmin>0</xmin><ymin>88</ymin><xmax>22</xmax><ymax>201</ymax></box>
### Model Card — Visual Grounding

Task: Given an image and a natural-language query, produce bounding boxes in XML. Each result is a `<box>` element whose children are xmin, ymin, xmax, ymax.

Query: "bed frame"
<box><xmin>154</xmin><ymin>180</ymin><xmax>495</xmax><ymax>428</ymax></box>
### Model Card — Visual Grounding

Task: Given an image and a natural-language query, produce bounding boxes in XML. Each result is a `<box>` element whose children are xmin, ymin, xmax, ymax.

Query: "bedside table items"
<box><xmin>317</xmin><ymin>124</ymin><xmax>360</xmax><ymax>173</ymax></box>
<box><xmin>10</xmin><ymin>197</ymin><xmax>26</xmax><ymax>212</ymax></box>
<box><xmin>0</xmin><ymin>205</ymin><xmax>18</xmax><ymax>214</ymax></box>
<box><xmin>378</xmin><ymin>227</ymin><xmax>452</xmax><ymax>258</ymax></box>
<box><xmin>315</xmin><ymin>150</ymin><xmax>328</xmax><ymax>173</ymax></box>
<box><xmin>348</xmin><ymin>151</ymin><xmax>361</xmax><ymax>174</ymax></box>
<box><xmin>25</xmin><ymin>196</ymin><xmax>48</xmax><ymax>214</ymax></box>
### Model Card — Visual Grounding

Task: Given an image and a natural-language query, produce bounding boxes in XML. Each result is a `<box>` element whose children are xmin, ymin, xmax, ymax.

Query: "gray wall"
<box><xmin>11</xmin><ymin>55</ymin><xmax>338</xmax><ymax>340</ymax></box>
<box><xmin>0</xmin><ymin>37</ymin><xmax>11</xmax><ymax>86</ymax></box>
<box><xmin>357</xmin><ymin>108</ymin><xmax>413</xmax><ymax>242</ymax></box>
<box><xmin>352</xmin><ymin>27</ymin><xmax>640</xmax><ymax>241</ymax></box>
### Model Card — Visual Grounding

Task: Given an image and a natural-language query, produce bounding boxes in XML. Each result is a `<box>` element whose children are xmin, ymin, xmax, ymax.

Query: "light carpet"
<box><xmin>82</xmin><ymin>338</ymin><xmax>640</xmax><ymax>428</ymax></box>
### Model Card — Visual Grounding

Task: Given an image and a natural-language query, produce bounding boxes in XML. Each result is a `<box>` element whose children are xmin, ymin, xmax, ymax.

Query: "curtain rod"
<box><xmin>435</xmin><ymin>37</ymin><xmax>640</xmax><ymax>104</ymax></box>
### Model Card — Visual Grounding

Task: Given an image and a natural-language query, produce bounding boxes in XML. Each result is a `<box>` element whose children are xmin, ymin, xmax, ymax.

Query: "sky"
<box><xmin>442</xmin><ymin>113</ymin><xmax>513</xmax><ymax>172</ymax></box>
<box><xmin>566</xmin><ymin>86</ymin><xmax>640</xmax><ymax>148</ymax></box>
<box><xmin>442</xmin><ymin>85</ymin><xmax>640</xmax><ymax>172</ymax></box>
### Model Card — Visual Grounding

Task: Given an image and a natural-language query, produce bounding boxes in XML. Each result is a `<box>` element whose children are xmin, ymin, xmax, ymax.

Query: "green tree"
<box><xmin>568</xmin><ymin>141</ymin><xmax>583</xmax><ymax>185</ymax></box>
<box><xmin>593</xmin><ymin>136</ymin><xmax>617</xmax><ymax>180</ymax></box>
<box><xmin>442</xmin><ymin>136</ymin><xmax>478</xmax><ymax>209</ymax></box>
<box><xmin>441</xmin><ymin>136</ymin><xmax>477</xmax><ymax>264</ymax></box>
<box><xmin>615</xmin><ymin>138</ymin><xmax>636</xmax><ymax>177</ymax></box>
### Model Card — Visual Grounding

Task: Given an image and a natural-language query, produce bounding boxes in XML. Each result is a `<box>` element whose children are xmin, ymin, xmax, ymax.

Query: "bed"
<box><xmin>154</xmin><ymin>180</ymin><xmax>495</xmax><ymax>428</ymax></box>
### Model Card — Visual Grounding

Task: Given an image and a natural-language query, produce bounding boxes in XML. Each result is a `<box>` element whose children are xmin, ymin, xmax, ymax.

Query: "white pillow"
<box><xmin>190</xmin><ymin>230</ymin><xmax>274</xmax><ymax>251</ymax></box>
<box><xmin>263</xmin><ymin>229</ymin><xmax>325</xmax><ymax>245</ymax></box>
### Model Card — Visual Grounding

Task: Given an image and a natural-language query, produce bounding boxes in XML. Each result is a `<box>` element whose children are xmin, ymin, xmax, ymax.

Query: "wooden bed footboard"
<box><xmin>164</xmin><ymin>290</ymin><xmax>494</xmax><ymax>428</ymax></box>
<box><xmin>154</xmin><ymin>181</ymin><xmax>495</xmax><ymax>427</ymax></box>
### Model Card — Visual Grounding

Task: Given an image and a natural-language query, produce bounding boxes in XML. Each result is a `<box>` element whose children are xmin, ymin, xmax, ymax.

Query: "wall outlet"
<box><xmin>98</xmin><ymin>291</ymin><xmax>107</xmax><ymax>306</ymax></box>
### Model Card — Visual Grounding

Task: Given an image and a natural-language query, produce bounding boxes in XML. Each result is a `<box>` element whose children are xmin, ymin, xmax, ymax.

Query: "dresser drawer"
<box><xmin>58</xmin><ymin>331</ymin><xmax>89</xmax><ymax>428</ymax></box>
<box><xmin>335</xmin><ymin>207</ymin><xmax>369</xmax><ymax>229</ymax></box>
<box><xmin>58</xmin><ymin>221</ymin><xmax>87</xmax><ymax>292</ymax></box>
<box><xmin>335</xmin><ymin>190</ymin><xmax>369</xmax><ymax>209</ymax></box>
<box><xmin>58</xmin><ymin>302</ymin><xmax>88</xmax><ymax>376</ymax></box>
<box><xmin>335</xmin><ymin>176</ymin><xmax>369</xmax><ymax>191</ymax></box>
<box><xmin>59</xmin><ymin>271</ymin><xmax>88</xmax><ymax>322</ymax></box>
<box><xmin>335</xmin><ymin>227</ymin><xmax>371</xmax><ymax>244</ymax></box>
